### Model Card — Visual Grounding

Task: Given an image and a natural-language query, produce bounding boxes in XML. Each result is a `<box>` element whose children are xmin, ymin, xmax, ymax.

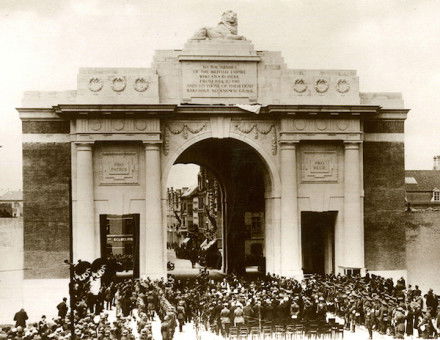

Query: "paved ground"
<box><xmin>166</xmin><ymin>249</ymin><xmax>225</xmax><ymax>279</ymax></box>
<box><xmin>109</xmin><ymin>308</ymin><xmax>407</xmax><ymax>340</ymax></box>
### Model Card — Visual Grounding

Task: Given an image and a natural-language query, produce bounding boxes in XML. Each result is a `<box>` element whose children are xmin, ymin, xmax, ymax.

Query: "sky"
<box><xmin>0</xmin><ymin>0</ymin><xmax>439</xmax><ymax>191</ymax></box>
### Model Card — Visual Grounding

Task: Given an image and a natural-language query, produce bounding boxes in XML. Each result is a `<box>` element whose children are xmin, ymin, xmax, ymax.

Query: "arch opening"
<box><xmin>165</xmin><ymin>138</ymin><xmax>273</xmax><ymax>276</ymax></box>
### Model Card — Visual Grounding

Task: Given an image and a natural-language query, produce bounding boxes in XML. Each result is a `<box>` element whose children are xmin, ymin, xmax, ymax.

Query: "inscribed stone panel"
<box><xmin>101</xmin><ymin>152</ymin><xmax>139</xmax><ymax>185</ymax></box>
<box><xmin>301</xmin><ymin>151</ymin><xmax>338</xmax><ymax>182</ymax></box>
<box><xmin>181</xmin><ymin>61</ymin><xmax>257</xmax><ymax>100</ymax></box>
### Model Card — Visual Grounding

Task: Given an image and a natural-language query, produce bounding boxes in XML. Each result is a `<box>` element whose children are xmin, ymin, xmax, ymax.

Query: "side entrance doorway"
<box><xmin>100</xmin><ymin>214</ymin><xmax>140</xmax><ymax>278</ymax></box>
<box><xmin>301</xmin><ymin>211</ymin><xmax>337</xmax><ymax>275</ymax></box>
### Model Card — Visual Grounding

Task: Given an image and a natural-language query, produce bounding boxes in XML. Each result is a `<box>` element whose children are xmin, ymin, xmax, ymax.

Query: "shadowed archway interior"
<box><xmin>173</xmin><ymin>138</ymin><xmax>269</xmax><ymax>274</ymax></box>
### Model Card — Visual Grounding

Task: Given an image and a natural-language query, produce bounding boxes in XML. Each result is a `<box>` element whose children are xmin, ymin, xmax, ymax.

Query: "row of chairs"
<box><xmin>226</xmin><ymin>322</ymin><xmax>345</xmax><ymax>340</ymax></box>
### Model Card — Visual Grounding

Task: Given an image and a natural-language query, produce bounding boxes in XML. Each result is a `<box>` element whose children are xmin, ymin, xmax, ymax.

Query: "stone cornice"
<box><xmin>17</xmin><ymin>108</ymin><xmax>62</xmax><ymax>121</ymax></box>
<box><xmin>265</xmin><ymin>104</ymin><xmax>380</xmax><ymax>115</ymax></box>
<box><xmin>17</xmin><ymin>104</ymin><xmax>410</xmax><ymax>121</ymax></box>
<box><xmin>53</xmin><ymin>104</ymin><xmax>177</xmax><ymax>117</ymax></box>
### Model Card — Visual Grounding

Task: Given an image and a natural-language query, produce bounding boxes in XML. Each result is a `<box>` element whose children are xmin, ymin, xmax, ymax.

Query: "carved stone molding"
<box><xmin>234</xmin><ymin>122</ymin><xmax>278</xmax><ymax>155</ymax></box>
<box><xmin>162</xmin><ymin>122</ymin><xmax>207</xmax><ymax>155</ymax></box>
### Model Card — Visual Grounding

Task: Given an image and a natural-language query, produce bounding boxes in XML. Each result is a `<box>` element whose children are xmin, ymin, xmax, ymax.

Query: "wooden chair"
<box><xmin>239</xmin><ymin>326</ymin><xmax>250</xmax><ymax>340</ymax></box>
<box><xmin>334</xmin><ymin>324</ymin><xmax>344</xmax><ymax>339</ymax></box>
<box><xmin>229</xmin><ymin>326</ymin><xmax>239</xmax><ymax>340</ymax></box>
<box><xmin>306</xmin><ymin>323</ymin><xmax>319</xmax><ymax>340</ymax></box>
<box><xmin>274</xmin><ymin>325</ymin><xmax>285</xmax><ymax>340</ymax></box>
<box><xmin>262</xmin><ymin>325</ymin><xmax>272</xmax><ymax>340</ymax></box>
<box><xmin>250</xmin><ymin>326</ymin><xmax>261</xmax><ymax>340</ymax></box>
<box><xmin>285</xmin><ymin>324</ymin><xmax>295</xmax><ymax>340</ymax></box>
<box><xmin>293</xmin><ymin>323</ymin><xmax>304</xmax><ymax>340</ymax></box>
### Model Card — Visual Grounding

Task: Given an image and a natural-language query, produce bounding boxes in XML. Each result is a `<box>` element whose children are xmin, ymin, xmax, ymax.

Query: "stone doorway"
<box><xmin>99</xmin><ymin>214</ymin><xmax>140</xmax><ymax>278</ymax></box>
<box><xmin>169</xmin><ymin>138</ymin><xmax>269</xmax><ymax>275</ymax></box>
<box><xmin>301</xmin><ymin>211</ymin><xmax>337</xmax><ymax>275</ymax></box>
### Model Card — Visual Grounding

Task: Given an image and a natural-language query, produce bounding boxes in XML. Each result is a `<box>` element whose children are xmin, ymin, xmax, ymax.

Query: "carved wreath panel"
<box><xmin>87</xmin><ymin>76</ymin><xmax>153</xmax><ymax>93</ymax></box>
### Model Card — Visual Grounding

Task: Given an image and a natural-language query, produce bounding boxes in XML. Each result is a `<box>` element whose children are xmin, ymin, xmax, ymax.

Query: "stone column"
<box><xmin>75</xmin><ymin>142</ymin><xmax>96</xmax><ymax>262</ymax></box>
<box><xmin>264</xmin><ymin>196</ymin><xmax>273</xmax><ymax>273</ymax></box>
<box><xmin>143</xmin><ymin>142</ymin><xmax>165</xmax><ymax>279</ymax></box>
<box><xmin>279</xmin><ymin>141</ymin><xmax>302</xmax><ymax>278</ymax></box>
<box><xmin>271</xmin><ymin>197</ymin><xmax>281</xmax><ymax>274</ymax></box>
<box><xmin>343</xmin><ymin>141</ymin><xmax>364</xmax><ymax>269</ymax></box>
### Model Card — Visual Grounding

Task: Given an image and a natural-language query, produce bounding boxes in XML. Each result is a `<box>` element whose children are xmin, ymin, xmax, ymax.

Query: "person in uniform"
<box><xmin>379</xmin><ymin>300</ymin><xmax>389</xmax><ymax>335</ymax></box>
<box><xmin>220</xmin><ymin>303</ymin><xmax>231</xmax><ymax>336</ymax></box>
<box><xmin>393</xmin><ymin>306</ymin><xmax>406</xmax><ymax>339</ymax></box>
<box><xmin>405</xmin><ymin>305</ymin><xmax>414</xmax><ymax>337</ymax></box>
<box><xmin>243</xmin><ymin>300</ymin><xmax>254</xmax><ymax>325</ymax></box>
<box><xmin>290</xmin><ymin>296</ymin><xmax>300</xmax><ymax>322</ymax></box>
<box><xmin>176</xmin><ymin>300</ymin><xmax>186</xmax><ymax>332</ymax></box>
<box><xmin>364</xmin><ymin>305</ymin><xmax>375</xmax><ymax>340</ymax></box>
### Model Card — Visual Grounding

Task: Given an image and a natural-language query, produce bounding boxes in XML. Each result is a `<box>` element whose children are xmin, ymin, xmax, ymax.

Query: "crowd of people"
<box><xmin>2</xmin><ymin>271</ymin><xmax>440</xmax><ymax>339</ymax></box>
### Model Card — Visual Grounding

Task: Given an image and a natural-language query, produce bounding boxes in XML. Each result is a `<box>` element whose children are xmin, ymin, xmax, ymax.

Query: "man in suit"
<box><xmin>13</xmin><ymin>308</ymin><xmax>28</xmax><ymax>328</ymax></box>
<box><xmin>57</xmin><ymin>297</ymin><xmax>68</xmax><ymax>319</ymax></box>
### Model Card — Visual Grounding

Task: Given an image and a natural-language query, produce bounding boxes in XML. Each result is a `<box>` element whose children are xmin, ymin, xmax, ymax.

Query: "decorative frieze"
<box><xmin>234</xmin><ymin>122</ymin><xmax>278</xmax><ymax>155</ymax></box>
<box><xmin>75</xmin><ymin>118</ymin><xmax>160</xmax><ymax>134</ymax></box>
<box><xmin>162</xmin><ymin>122</ymin><xmax>208</xmax><ymax>155</ymax></box>
<box><xmin>282</xmin><ymin>119</ymin><xmax>360</xmax><ymax>134</ymax></box>
<box><xmin>84</xmin><ymin>74</ymin><xmax>154</xmax><ymax>94</ymax></box>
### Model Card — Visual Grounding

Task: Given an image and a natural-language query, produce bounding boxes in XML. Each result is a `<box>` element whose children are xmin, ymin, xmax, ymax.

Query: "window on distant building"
<box><xmin>432</xmin><ymin>188</ymin><xmax>440</xmax><ymax>202</ymax></box>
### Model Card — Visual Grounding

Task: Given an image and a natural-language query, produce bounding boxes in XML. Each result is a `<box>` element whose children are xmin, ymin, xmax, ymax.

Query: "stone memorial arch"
<box><xmin>19</xmin><ymin>12</ymin><xmax>408</xmax><ymax>280</ymax></box>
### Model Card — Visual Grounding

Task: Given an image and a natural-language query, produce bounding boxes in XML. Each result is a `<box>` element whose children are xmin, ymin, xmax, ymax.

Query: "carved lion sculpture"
<box><xmin>191</xmin><ymin>10</ymin><xmax>246</xmax><ymax>40</ymax></box>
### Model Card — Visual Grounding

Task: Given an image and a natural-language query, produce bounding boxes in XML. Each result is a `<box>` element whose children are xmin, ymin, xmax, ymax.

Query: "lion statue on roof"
<box><xmin>191</xmin><ymin>10</ymin><xmax>246</xmax><ymax>40</ymax></box>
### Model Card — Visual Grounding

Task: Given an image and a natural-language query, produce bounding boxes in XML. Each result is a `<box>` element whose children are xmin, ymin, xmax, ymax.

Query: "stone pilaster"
<box><xmin>143</xmin><ymin>142</ymin><xmax>166</xmax><ymax>279</ymax></box>
<box><xmin>343</xmin><ymin>141</ymin><xmax>364</xmax><ymax>269</ymax></box>
<box><xmin>279</xmin><ymin>141</ymin><xmax>303</xmax><ymax>278</ymax></box>
<box><xmin>75</xmin><ymin>142</ymin><xmax>96</xmax><ymax>262</ymax></box>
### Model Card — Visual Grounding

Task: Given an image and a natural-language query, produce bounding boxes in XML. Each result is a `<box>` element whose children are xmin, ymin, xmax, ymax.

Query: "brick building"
<box><xmin>0</xmin><ymin>190</ymin><xmax>23</xmax><ymax>218</ymax></box>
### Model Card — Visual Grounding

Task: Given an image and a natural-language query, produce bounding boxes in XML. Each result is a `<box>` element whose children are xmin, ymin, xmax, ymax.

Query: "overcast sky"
<box><xmin>0</xmin><ymin>0</ymin><xmax>439</xmax><ymax>191</ymax></box>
